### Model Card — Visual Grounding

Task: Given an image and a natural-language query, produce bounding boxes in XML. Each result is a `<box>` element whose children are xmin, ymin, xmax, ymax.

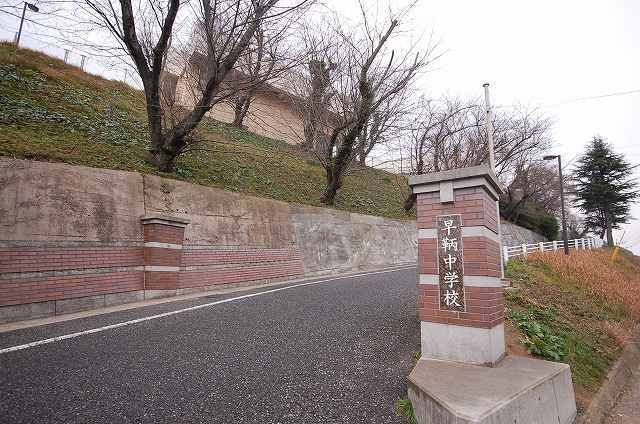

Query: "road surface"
<box><xmin>0</xmin><ymin>267</ymin><xmax>419</xmax><ymax>423</ymax></box>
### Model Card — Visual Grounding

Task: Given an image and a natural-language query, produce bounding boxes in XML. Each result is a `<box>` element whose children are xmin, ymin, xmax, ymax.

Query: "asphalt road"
<box><xmin>0</xmin><ymin>267</ymin><xmax>420</xmax><ymax>424</ymax></box>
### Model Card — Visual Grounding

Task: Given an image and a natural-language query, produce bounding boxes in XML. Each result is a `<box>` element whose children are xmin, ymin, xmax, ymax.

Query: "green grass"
<box><xmin>0</xmin><ymin>43</ymin><xmax>412</xmax><ymax>219</ymax></box>
<box><xmin>505</xmin><ymin>259</ymin><xmax>630</xmax><ymax>397</ymax></box>
<box><xmin>395</xmin><ymin>398</ymin><xmax>417</xmax><ymax>424</ymax></box>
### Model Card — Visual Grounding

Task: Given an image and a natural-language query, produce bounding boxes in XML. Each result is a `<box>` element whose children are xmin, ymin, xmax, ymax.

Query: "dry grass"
<box><xmin>505</xmin><ymin>248</ymin><xmax>640</xmax><ymax>412</ymax></box>
<box><xmin>527</xmin><ymin>249</ymin><xmax>640</xmax><ymax>320</ymax></box>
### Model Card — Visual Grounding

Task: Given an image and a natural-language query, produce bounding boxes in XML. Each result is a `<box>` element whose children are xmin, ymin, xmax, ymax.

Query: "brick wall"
<box><xmin>417</xmin><ymin>188</ymin><xmax>498</xmax><ymax>234</ymax></box>
<box><xmin>0</xmin><ymin>241</ymin><xmax>305</xmax><ymax>314</ymax></box>
<box><xmin>416</xmin><ymin>184</ymin><xmax>504</xmax><ymax>330</ymax></box>
<box><xmin>417</xmin><ymin>284</ymin><xmax>504</xmax><ymax>329</ymax></box>
<box><xmin>179</xmin><ymin>247</ymin><xmax>305</xmax><ymax>288</ymax></box>
<box><xmin>0</xmin><ymin>243</ymin><xmax>144</xmax><ymax>308</ymax></box>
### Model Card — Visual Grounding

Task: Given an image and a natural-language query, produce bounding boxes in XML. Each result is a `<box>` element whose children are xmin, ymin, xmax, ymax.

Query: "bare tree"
<box><xmin>285</xmin><ymin>22</ymin><xmax>340</xmax><ymax>152</ymax></box>
<box><xmin>399</xmin><ymin>97</ymin><xmax>479</xmax><ymax>209</ymax></box>
<box><xmin>354</xmin><ymin>88</ymin><xmax>413</xmax><ymax>167</ymax></box>
<box><xmin>299</xmin><ymin>3</ymin><xmax>432</xmax><ymax>205</ymax></box>
<box><xmin>221</xmin><ymin>26</ymin><xmax>285</xmax><ymax>129</ymax></box>
<box><xmin>565</xmin><ymin>212</ymin><xmax>589</xmax><ymax>239</ymax></box>
<box><xmin>400</xmin><ymin>97</ymin><xmax>552</xmax><ymax>210</ymax></box>
<box><xmin>500</xmin><ymin>160</ymin><xmax>560</xmax><ymax>223</ymax></box>
<box><xmin>78</xmin><ymin>0</ymin><xmax>310</xmax><ymax>172</ymax></box>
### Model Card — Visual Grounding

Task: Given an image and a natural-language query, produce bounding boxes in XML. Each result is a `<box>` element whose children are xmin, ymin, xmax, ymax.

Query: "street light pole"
<box><xmin>15</xmin><ymin>2</ymin><xmax>39</xmax><ymax>48</ymax></box>
<box><xmin>483</xmin><ymin>83</ymin><xmax>505</xmax><ymax>278</ymax></box>
<box><xmin>482</xmin><ymin>83</ymin><xmax>496</xmax><ymax>170</ymax></box>
<box><xmin>544</xmin><ymin>154</ymin><xmax>569</xmax><ymax>255</ymax></box>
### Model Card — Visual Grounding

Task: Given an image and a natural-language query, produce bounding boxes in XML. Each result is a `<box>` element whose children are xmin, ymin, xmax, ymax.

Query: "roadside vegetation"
<box><xmin>396</xmin><ymin>248</ymin><xmax>639</xmax><ymax>422</ymax></box>
<box><xmin>505</xmin><ymin>248</ymin><xmax>640</xmax><ymax>412</ymax></box>
<box><xmin>0</xmin><ymin>43</ymin><xmax>409</xmax><ymax>219</ymax></box>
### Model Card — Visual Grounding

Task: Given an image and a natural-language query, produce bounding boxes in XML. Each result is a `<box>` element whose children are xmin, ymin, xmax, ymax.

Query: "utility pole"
<box><xmin>544</xmin><ymin>154</ymin><xmax>570</xmax><ymax>255</ymax></box>
<box><xmin>483</xmin><ymin>83</ymin><xmax>504</xmax><ymax>278</ymax></box>
<box><xmin>15</xmin><ymin>2</ymin><xmax>39</xmax><ymax>48</ymax></box>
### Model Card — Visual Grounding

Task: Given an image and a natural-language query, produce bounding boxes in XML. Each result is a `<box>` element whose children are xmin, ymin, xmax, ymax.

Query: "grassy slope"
<box><xmin>505</xmin><ymin>249</ymin><xmax>640</xmax><ymax>413</ymax></box>
<box><xmin>0</xmin><ymin>43</ymin><xmax>410</xmax><ymax>219</ymax></box>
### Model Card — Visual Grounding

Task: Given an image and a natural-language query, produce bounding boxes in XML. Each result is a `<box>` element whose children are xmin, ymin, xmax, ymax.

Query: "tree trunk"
<box><xmin>320</xmin><ymin>174</ymin><xmax>341</xmax><ymax>205</ymax></box>
<box><xmin>146</xmin><ymin>130</ymin><xmax>185</xmax><ymax>172</ymax></box>
<box><xmin>232</xmin><ymin>96</ymin><xmax>251</xmax><ymax>128</ymax></box>
<box><xmin>356</xmin><ymin>127</ymin><xmax>367</xmax><ymax>166</ymax></box>
<box><xmin>605</xmin><ymin>212</ymin><xmax>615</xmax><ymax>246</ymax></box>
<box><xmin>147</xmin><ymin>147</ymin><xmax>178</xmax><ymax>172</ymax></box>
<box><xmin>302</xmin><ymin>116</ymin><xmax>317</xmax><ymax>151</ymax></box>
<box><xmin>403</xmin><ymin>193</ymin><xmax>416</xmax><ymax>211</ymax></box>
<box><xmin>357</xmin><ymin>149</ymin><xmax>366</xmax><ymax>166</ymax></box>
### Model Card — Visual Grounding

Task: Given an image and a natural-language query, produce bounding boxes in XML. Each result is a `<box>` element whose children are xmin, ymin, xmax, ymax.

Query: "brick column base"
<box><xmin>141</xmin><ymin>215</ymin><xmax>189</xmax><ymax>292</ymax></box>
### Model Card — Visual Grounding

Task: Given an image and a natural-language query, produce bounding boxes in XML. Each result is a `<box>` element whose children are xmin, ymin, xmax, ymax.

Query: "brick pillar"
<box><xmin>140</xmin><ymin>215</ymin><xmax>190</xmax><ymax>294</ymax></box>
<box><xmin>409</xmin><ymin>165</ymin><xmax>505</xmax><ymax>366</ymax></box>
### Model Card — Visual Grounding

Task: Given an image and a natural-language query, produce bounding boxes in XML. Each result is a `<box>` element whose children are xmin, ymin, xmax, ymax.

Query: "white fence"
<box><xmin>503</xmin><ymin>237</ymin><xmax>605</xmax><ymax>261</ymax></box>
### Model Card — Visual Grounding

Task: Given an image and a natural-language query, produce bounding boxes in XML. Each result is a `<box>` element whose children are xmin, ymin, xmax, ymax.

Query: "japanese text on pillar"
<box><xmin>437</xmin><ymin>214</ymin><xmax>465</xmax><ymax>311</ymax></box>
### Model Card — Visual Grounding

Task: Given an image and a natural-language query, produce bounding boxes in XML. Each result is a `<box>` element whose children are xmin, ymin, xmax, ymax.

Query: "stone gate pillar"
<box><xmin>412</xmin><ymin>165</ymin><xmax>504</xmax><ymax>365</ymax></box>
<box><xmin>407</xmin><ymin>165</ymin><xmax>577</xmax><ymax>424</ymax></box>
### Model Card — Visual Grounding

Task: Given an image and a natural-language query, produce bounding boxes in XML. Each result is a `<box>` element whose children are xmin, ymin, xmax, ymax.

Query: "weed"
<box><xmin>395</xmin><ymin>398</ymin><xmax>417</xmax><ymax>424</ymax></box>
<box><xmin>507</xmin><ymin>308</ymin><xmax>566</xmax><ymax>360</ymax></box>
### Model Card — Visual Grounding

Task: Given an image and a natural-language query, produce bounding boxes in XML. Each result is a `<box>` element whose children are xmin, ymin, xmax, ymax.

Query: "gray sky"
<box><xmin>413</xmin><ymin>0</ymin><xmax>640</xmax><ymax>253</ymax></box>
<box><xmin>2</xmin><ymin>0</ymin><xmax>639</xmax><ymax>251</ymax></box>
<box><xmin>341</xmin><ymin>0</ymin><xmax>640</xmax><ymax>252</ymax></box>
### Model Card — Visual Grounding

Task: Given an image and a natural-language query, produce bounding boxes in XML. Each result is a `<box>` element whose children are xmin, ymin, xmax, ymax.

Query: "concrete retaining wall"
<box><xmin>0</xmin><ymin>159</ymin><xmax>416</xmax><ymax>322</ymax></box>
<box><xmin>500</xmin><ymin>220</ymin><xmax>547</xmax><ymax>246</ymax></box>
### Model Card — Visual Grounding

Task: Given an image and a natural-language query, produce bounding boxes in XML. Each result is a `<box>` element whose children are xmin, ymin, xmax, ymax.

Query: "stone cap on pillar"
<box><xmin>408</xmin><ymin>164</ymin><xmax>504</xmax><ymax>201</ymax></box>
<box><xmin>140</xmin><ymin>214</ymin><xmax>190</xmax><ymax>228</ymax></box>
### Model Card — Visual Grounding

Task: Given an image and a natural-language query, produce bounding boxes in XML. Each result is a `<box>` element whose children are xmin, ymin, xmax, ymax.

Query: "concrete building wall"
<box><xmin>0</xmin><ymin>159</ymin><xmax>416</xmax><ymax>322</ymax></box>
<box><xmin>175</xmin><ymin>76</ymin><xmax>304</xmax><ymax>145</ymax></box>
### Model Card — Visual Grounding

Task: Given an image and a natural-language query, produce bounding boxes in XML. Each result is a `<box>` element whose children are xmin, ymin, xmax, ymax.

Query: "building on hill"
<box><xmin>164</xmin><ymin>51</ymin><xmax>307</xmax><ymax>145</ymax></box>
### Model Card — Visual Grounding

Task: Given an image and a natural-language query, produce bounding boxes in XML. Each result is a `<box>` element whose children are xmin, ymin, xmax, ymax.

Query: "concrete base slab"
<box><xmin>0</xmin><ymin>301</ymin><xmax>55</xmax><ymax>323</ymax></box>
<box><xmin>105</xmin><ymin>291</ymin><xmax>145</xmax><ymax>307</ymax></box>
<box><xmin>421</xmin><ymin>321</ymin><xmax>505</xmax><ymax>366</ymax></box>
<box><xmin>55</xmin><ymin>295</ymin><xmax>106</xmax><ymax>315</ymax></box>
<box><xmin>408</xmin><ymin>356</ymin><xmax>577</xmax><ymax>424</ymax></box>
<box><xmin>0</xmin><ymin>291</ymin><xmax>144</xmax><ymax>323</ymax></box>
<box><xmin>144</xmin><ymin>289</ymin><xmax>178</xmax><ymax>300</ymax></box>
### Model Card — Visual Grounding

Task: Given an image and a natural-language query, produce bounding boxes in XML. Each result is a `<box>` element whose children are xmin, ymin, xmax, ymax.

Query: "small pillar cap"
<box><xmin>140</xmin><ymin>214</ymin><xmax>190</xmax><ymax>227</ymax></box>
<box><xmin>408</xmin><ymin>164</ymin><xmax>504</xmax><ymax>198</ymax></box>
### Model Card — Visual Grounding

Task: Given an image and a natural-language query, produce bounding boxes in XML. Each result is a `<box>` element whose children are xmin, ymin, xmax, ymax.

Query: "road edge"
<box><xmin>578</xmin><ymin>324</ymin><xmax>640</xmax><ymax>424</ymax></box>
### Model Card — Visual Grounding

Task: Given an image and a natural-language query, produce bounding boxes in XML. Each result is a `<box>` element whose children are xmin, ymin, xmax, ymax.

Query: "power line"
<box><xmin>0</xmin><ymin>8</ymin><xmax>66</xmax><ymax>32</ymax></box>
<box><xmin>495</xmin><ymin>88</ymin><xmax>640</xmax><ymax>111</ymax></box>
<box><xmin>547</xmin><ymin>88</ymin><xmax>640</xmax><ymax>107</ymax></box>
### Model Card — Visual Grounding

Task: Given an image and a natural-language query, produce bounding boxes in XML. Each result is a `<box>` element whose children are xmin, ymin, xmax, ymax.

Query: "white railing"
<box><xmin>503</xmin><ymin>237</ymin><xmax>604</xmax><ymax>261</ymax></box>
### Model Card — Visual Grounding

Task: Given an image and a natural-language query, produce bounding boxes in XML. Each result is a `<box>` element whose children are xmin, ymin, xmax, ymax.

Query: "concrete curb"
<box><xmin>578</xmin><ymin>324</ymin><xmax>640</xmax><ymax>424</ymax></box>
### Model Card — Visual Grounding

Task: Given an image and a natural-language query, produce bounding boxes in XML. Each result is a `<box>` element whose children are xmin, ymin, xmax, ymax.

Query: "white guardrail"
<box><xmin>503</xmin><ymin>237</ymin><xmax>605</xmax><ymax>261</ymax></box>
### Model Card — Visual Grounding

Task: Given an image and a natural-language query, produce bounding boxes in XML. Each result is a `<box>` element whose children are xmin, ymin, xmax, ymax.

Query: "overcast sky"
<box><xmin>2</xmin><ymin>0</ymin><xmax>639</xmax><ymax>252</ymax></box>
<box><xmin>333</xmin><ymin>0</ymin><xmax>640</xmax><ymax>252</ymax></box>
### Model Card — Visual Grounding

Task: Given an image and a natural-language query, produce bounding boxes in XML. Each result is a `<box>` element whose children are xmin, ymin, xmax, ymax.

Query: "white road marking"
<box><xmin>0</xmin><ymin>266</ymin><xmax>415</xmax><ymax>355</ymax></box>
